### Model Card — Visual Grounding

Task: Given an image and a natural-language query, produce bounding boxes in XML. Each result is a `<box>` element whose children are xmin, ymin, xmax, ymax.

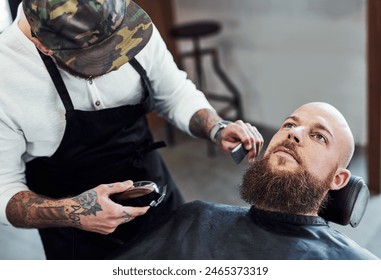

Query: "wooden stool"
<box><xmin>168</xmin><ymin>20</ymin><xmax>244</xmax><ymax>155</ymax></box>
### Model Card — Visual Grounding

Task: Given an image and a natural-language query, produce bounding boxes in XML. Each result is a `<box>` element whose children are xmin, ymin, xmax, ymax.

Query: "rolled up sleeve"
<box><xmin>0</xmin><ymin>110</ymin><xmax>28</xmax><ymax>225</ymax></box>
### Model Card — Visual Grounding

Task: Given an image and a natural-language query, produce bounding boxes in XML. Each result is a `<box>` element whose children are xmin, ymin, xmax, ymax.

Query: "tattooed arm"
<box><xmin>189</xmin><ymin>108</ymin><xmax>223</xmax><ymax>139</ymax></box>
<box><xmin>5</xmin><ymin>181</ymin><xmax>149</xmax><ymax>234</ymax></box>
<box><xmin>189</xmin><ymin>108</ymin><xmax>264</xmax><ymax>163</ymax></box>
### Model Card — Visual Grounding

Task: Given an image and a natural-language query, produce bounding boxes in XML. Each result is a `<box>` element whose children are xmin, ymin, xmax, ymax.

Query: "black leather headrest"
<box><xmin>319</xmin><ymin>175</ymin><xmax>370</xmax><ymax>227</ymax></box>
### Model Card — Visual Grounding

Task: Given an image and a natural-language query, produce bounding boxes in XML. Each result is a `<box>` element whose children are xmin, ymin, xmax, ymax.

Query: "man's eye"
<box><xmin>283</xmin><ymin>122</ymin><xmax>295</xmax><ymax>129</ymax></box>
<box><xmin>312</xmin><ymin>133</ymin><xmax>327</xmax><ymax>143</ymax></box>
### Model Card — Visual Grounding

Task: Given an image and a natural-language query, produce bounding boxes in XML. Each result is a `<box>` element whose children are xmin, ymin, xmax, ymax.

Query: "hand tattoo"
<box><xmin>73</xmin><ymin>190</ymin><xmax>102</xmax><ymax>216</ymax></box>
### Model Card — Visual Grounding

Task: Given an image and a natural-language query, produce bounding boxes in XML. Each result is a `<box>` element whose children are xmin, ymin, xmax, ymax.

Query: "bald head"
<box><xmin>291</xmin><ymin>102</ymin><xmax>355</xmax><ymax>168</ymax></box>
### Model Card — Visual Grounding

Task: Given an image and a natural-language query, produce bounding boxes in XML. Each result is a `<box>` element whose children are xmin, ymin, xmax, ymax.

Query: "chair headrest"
<box><xmin>319</xmin><ymin>175</ymin><xmax>370</xmax><ymax>228</ymax></box>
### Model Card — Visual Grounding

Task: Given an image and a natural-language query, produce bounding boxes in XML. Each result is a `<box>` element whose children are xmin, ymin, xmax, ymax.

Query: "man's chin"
<box><xmin>268</xmin><ymin>156</ymin><xmax>300</xmax><ymax>172</ymax></box>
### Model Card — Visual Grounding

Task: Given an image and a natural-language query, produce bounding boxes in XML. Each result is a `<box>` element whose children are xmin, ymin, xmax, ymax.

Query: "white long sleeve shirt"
<box><xmin>0</xmin><ymin>9</ymin><xmax>214</xmax><ymax>225</ymax></box>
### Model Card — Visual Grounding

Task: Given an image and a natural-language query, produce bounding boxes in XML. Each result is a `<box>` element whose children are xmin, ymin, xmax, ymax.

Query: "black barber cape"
<box><xmin>110</xmin><ymin>201</ymin><xmax>379</xmax><ymax>260</ymax></box>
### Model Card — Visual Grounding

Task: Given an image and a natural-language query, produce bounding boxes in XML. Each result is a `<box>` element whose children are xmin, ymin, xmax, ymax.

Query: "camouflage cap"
<box><xmin>23</xmin><ymin>0</ymin><xmax>153</xmax><ymax>77</ymax></box>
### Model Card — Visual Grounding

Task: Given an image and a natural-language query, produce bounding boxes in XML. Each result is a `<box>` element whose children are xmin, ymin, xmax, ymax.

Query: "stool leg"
<box><xmin>210</xmin><ymin>49</ymin><xmax>244</xmax><ymax>120</ymax></box>
<box><xmin>165</xmin><ymin>122</ymin><xmax>175</xmax><ymax>147</ymax></box>
<box><xmin>193</xmin><ymin>38</ymin><xmax>205</xmax><ymax>91</ymax></box>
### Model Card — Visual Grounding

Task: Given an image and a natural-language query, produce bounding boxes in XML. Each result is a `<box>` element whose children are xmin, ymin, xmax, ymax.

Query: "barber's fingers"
<box><xmin>119</xmin><ymin>206</ymin><xmax>150</xmax><ymax>224</ymax></box>
<box><xmin>243</xmin><ymin>122</ymin><xmax>264</xmax><ymax>160</ymax></box>
<box><xmin>229</xmin><ymin>120</ymin><xmax>264</xmax><ymax>158</ymax></box>
<box><xmin>216</xmin><ymin>120</ymin><xmax>264</xmax><ymax>164</ymax></box>
<box><xmin>95</xmin><ymin>181</ymin><xmax>135</xmax><ymax>198</ymax></box>
<box><xmin>239</xmin><ymin>121</ymin><xmax>263</xmax><ymax>147</ymax></box>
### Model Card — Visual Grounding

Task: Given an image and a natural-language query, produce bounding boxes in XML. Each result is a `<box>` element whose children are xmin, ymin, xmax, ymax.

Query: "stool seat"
<box><xmin>170</xmin><ymin>21</ymin><xmax>221</xmax><ymax>39</ymax></box>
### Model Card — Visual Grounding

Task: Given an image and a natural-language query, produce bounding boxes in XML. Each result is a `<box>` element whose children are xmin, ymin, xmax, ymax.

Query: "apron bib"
<box><xmin>25</xmin><ymin>53</ymin><xmax>184</xmax><ymax>259</ymax></box>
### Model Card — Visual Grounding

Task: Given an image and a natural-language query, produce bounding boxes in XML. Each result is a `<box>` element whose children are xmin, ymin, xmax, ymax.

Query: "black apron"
<box><xmin>25</xmin><ymin>53</ymin><xmax>184</xmax><ymax>259</ymax></box>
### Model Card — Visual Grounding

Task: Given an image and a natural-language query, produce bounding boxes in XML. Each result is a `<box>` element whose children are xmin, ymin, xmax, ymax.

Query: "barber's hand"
<box><xmin>70</xmin><ymin>180</ymin><xmax>149</xmax><ymax>235</ymax></box>
<box><xmin>216</xmin><ymin>120</ymin><xmax>264</xmax><ymax>163</ymax></box>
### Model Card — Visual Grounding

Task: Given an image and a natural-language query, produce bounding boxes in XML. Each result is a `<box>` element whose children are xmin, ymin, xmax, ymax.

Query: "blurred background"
<box><xmin>1</xmin><ymin>0</ymin><xmax>380</xmax><ymax>259</ymax></box>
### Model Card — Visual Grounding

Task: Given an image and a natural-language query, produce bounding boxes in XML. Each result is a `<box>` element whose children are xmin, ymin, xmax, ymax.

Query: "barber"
<box><xmin>0</xmin><ymin>0</ymin><xmax>263</xmax><ymax>259</ymax></box>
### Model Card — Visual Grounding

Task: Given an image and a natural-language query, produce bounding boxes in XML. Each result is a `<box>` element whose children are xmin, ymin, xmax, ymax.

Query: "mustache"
<box><xmin>269</xmin><ymin>140</ymin><xmax>303</xmax><ymax>164</ymax></box>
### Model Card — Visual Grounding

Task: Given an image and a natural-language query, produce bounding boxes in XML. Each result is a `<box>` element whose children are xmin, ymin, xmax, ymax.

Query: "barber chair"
<box><xmin>319</xmin><ymin>175</ymin><xmax>370</xmax><ymax>228</ymax></box>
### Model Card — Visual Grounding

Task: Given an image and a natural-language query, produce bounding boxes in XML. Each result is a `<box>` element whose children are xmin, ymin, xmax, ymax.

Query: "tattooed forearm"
<box><xmin>5</xmin><ymin>190</ymin><xmax>102</xmax><ymax>229</ymax></box>
<box><xmin>29</xmin><ymin>205</ymin><xmax>67</xmax><ymax>221</ymax></box>
<box><xmin>6</xmin><ymin>191</ymin><xmax>70</xmax><ymax>228</ymax></box>
<box><xmin>189</xmin><ymin>108</ymin><xmax>222</xmax><ymax>139</ymax></box>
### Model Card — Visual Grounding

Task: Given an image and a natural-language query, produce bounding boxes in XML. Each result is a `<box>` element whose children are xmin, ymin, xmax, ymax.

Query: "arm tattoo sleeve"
<box><xmin>6</xmin><ymin>190</ymin><xmax>102</xmax><ymax>229</ymax></box>
<box><xmin>189</xmin><ymin>108</ymin><xmax>222</xmax><ymax>139</ymax></box>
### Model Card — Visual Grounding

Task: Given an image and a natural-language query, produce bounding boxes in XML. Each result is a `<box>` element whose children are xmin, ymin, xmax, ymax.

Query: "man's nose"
<box><xmin>287</xmin><ymin>127</ymin><xmax>303</xmax><ymax>144</ymax></box>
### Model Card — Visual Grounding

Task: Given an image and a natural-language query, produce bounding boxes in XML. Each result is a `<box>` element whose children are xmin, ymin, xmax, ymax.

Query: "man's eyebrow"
<box><xmin>284</xmin><ymin>115</ymin><xmax>299</xmax><ymax>123</ymax></box>
<box><xmin>283</xmin><ymin>115</ymin><xmax>304</xmax><ymax>125</ymax></box>
<box><xmin>284</xmin><ymin>115</ymin><xmax>334</xmax><ymax>139</ymax></box>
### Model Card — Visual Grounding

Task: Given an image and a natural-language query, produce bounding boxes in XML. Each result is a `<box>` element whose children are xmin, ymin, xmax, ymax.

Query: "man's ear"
<box><xmin>330</xmin><ymin>168</ymin><xmax>351</xmax><ymax>190</ymax></box>
<box><xmin>30</xmin><ymin>37</ymin><xmax>53</xmax><ymax>56</ymax></box>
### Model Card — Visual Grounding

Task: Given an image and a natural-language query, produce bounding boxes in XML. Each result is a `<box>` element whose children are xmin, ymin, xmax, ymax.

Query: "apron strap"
<box><xmin>37</xmin><ymin>54</ymin><xmax>152</xmax><ymax>112</ymax></box>
<box><xmin>37</xmin><ymin>50</ymin><xmax>75</xmax><ymax>112</ymax></box>
<box><xmin>129</xmin><ymin>58</ymin><xmax>154</xmax><ymax>103</ymax></box>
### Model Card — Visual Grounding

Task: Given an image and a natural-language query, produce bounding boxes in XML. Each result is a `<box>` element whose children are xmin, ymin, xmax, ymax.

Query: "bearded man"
<box><xmin>110</xmin><ymin>102</ymin><xmax>379</xmax><ymax>260</ymax></box>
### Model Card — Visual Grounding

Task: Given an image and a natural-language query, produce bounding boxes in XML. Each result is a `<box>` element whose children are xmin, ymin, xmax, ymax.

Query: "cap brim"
<box><xmin>53</xmin><ymin>0</ymin><xmax>153</xmax><ymax>77</ymax></box>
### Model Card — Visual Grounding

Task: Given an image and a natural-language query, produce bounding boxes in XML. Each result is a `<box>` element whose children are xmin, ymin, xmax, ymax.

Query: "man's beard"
<box><xmin>239</xmin><ymin>143</ymin><xmax>335</xmax><ymax>215</ymax></box>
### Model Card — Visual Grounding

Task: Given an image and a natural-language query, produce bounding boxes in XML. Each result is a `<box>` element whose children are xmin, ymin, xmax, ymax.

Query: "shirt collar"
<box><xmin>249</xmin><ymin>206</ymin><xmax>328</xmax><ymax>226</ymax></box>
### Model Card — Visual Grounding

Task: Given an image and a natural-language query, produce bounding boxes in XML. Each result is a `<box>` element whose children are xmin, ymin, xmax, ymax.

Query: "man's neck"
<box><xmin>254</xmin><ymin>204</ymin><xmax>318</xmax><ymax>217</ymax></box>
<box><xmin>17</xmin><ymin>15</ymin><xmax>32</xmax><ymax>39</ymax></box>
